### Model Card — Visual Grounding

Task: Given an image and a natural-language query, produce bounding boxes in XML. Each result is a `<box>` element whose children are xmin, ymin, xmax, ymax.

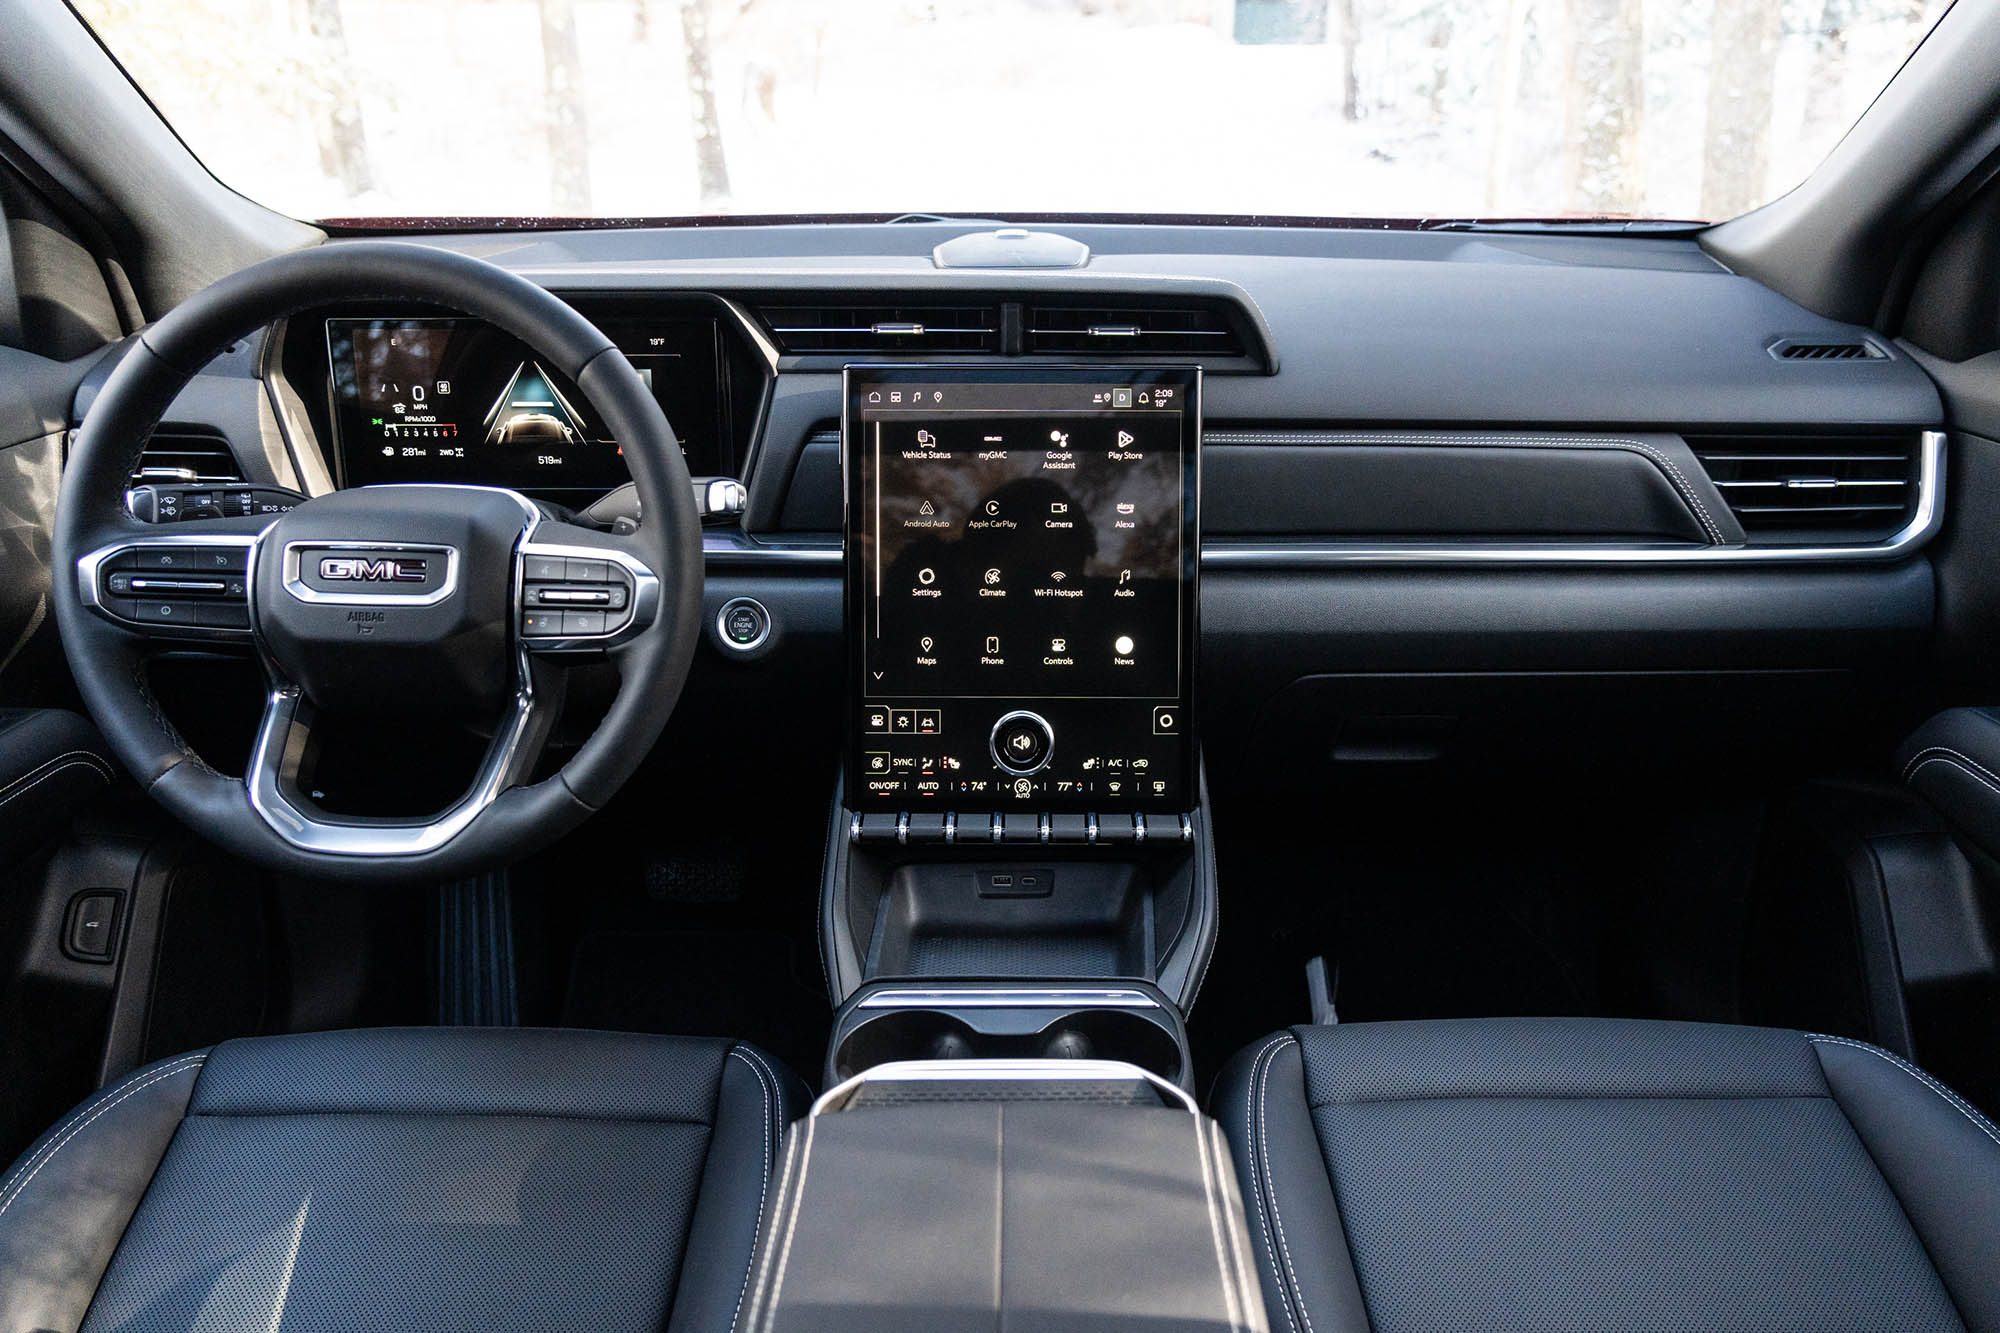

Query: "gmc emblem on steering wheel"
<box><xmin>319</xmin><ymin>556</ymin><xmax>429</xmax><ymax>583</ymax></box>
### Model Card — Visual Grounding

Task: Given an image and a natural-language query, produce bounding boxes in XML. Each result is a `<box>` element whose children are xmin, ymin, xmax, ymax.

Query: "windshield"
<box><xmin>72</xmin><ymin>0</ymin><xmax>1948</xmax><ymax>226</ymax></box>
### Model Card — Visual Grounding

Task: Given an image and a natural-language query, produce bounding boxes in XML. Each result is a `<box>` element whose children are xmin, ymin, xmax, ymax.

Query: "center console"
<box><xmin>819</xmin><ymin>366</ymin><xmax>1215</xmax><ymax>1088</ymax></box>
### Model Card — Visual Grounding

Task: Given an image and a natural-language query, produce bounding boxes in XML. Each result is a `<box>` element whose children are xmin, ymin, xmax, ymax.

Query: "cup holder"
<box><xmin>829</xmin><ymin>990</ymin><xmax>1188</xmax><ymax>1088</ymax></box>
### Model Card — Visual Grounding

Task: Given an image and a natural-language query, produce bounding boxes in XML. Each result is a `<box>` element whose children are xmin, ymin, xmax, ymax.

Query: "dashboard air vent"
<box><xmin>1689</xmin><ymin>433</ymin><xmax>1919</xmax><ymax>541</ymax></box>
<box><xmin>1769</xmin><ymin>337</ymin><xmax>1887</xmax><ymax>361</ymax></box>
<box><xmin>129</xmin><ymin>427</ymin><xmax>244</xmax><ymax>486</ymax></box>
<box><xmin>756</xmin><ymin>305</ymin><xmax>999</xmax><ymax>354</ymax></box>
<box><xmin>1025</xmin><ymin>305</ymin><xmax>1245</xmax><ymax>357</ymax></box>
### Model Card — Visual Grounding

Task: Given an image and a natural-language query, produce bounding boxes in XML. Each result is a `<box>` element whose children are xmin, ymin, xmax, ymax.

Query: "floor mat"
<box><xmin>559</xmin><ymin>929</ymin><xmax>832</xmax><ymax>1089</ymax></box>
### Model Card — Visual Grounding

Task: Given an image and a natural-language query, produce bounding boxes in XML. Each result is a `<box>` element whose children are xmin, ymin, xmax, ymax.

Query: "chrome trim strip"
<box><xmin>812</xmin><ymin>1058</ymin><xmax>1197</xmax><ymax>1116</ymax></box>
<box><xmin>856</xmin><ymin>987</ymin><xmax>1160</xmax><ymax>1010</ymax></box>
<box><xmin>281</xmin><ymin>540</ymin><xmax>459</xmax><ymax>607</ymax></box>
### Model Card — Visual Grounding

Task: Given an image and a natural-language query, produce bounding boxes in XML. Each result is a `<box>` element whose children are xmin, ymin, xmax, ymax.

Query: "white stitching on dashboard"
<box><xmin>1203</xmin><ymin>431</ymin><xmax>1727</xmax><ymax>543</ymax></box>
<box><xmin>1902</xmin><ymin>746</ymin><xmax>2000</xmax><ymax>795</ymax></box>
<box><xmin>1809</xmin><ymin>1035</ymin><xmax>2000</xmax><ymax>1152</ymax></box>
<box><xmin>0</xmin><ymin>1054</ymin><xmax>207</xmax><ymax>1221</ymax></box>
<box><xmin>726</xmin><ymin>1049</ymin><xmax>777</xmax><ymax>1333</ymax></box>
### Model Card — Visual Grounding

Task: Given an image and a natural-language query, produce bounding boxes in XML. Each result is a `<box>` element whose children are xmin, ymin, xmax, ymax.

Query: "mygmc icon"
<box><xmin>319</xmin><ymin>556</ymin><xmax>428</xmax><ymax>582</ymax></box>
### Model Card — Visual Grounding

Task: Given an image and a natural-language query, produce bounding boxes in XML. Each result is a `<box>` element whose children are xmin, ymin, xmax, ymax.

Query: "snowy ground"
<box><xmin>79</xmin><ymin>0</ymin><xmax>1939</xmax><ymax>223</ymax></box>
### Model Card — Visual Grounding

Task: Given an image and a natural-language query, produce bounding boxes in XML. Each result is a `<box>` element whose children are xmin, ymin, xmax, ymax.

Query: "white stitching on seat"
<box><xmin>1200</xmin><ymin>431</ymin><xmax>1727</xmax><ymax>543</ymax></box>
<box><xmin>742</xmin><ymin>1126</ymin><xmax>800</xmax><ymax>1332</ymax></box>
<box><xmin>0</xmin><ymin>1054</ymin><xmax>207</xmax><ymax>1221</ymax></box>
<box><xmin>0</xmin><ymin>754</ymin><xmax>115</xmax><ymax>813</ymax></box>
<box><xmin>1808</xmin><ymin>1035</ymin><xmax>2000</xmax><ymax>1151</ymax></box>
<box><xmin>1241</xmin><ymin>1033</ymin><xmax>1307</xmax><ymax>1333</ymax></box>
<box><xmin>726</xmin><ymin>1049</ymin><xmax>777</xmax><ymax>1333</ymax></box>
<box><xmin>760</xmin><ymin>1110</ymin><xmax>820</xmax><ymax>1332</ymax></box>
<box><xmin>1193</xmin><ymin>1104</ymin><xmax>1244</xmax><ymax>1332</ymax></box>
<box><xmin>1211</xmin><ymin>1117</ymin><xmax>1259</xmax><ymax>1331</ymax></box>
<box><xmin>1902</xmin><ymin>747</ymin><xmax>2000</xmax><ymax>796</ymax></box>
<box><xmin>1258</xmin><ymin>1033</ymin><xmax>1318</xmax><ymax>1333</ymax></box>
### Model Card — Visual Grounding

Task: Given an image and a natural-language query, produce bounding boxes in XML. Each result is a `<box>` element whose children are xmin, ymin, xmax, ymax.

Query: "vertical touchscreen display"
<box><xmin>846</xmin><ymin>367</ymin><xmax>1200</xmax><ymax>812</ymax></box>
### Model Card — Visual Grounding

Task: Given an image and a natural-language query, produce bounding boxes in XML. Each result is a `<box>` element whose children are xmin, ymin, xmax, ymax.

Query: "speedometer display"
<box><xmin>326</xmin><ymin>316</ymin><xmax>726</xmax><ymax>495</ymax></box>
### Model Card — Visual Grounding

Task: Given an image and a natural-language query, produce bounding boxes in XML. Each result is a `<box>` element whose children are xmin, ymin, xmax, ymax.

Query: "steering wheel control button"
<box><xmin>524</xmin><ymin>554</ymin><xmax>568</xmax><ymax>582</ymax></box>
<box><xmin>520</xmin><ymin>549</ymin><xmax>639</xmax><ymax>646</ymax></box>
<box><xmin>716</xmin><ymin>597</ymin><xmax>771</xmax><ymax>652</ymax></box>
<box><xmin>990</xmin><ymin>711</ymin><xmax>1055</xmax><ymax>776</ymax></box>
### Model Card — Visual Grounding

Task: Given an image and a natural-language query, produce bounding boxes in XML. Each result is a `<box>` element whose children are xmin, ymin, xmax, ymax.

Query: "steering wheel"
<box><xmin>51</xmin><ymin>242</ymin><xmax>703</xmax><ymax>883</ymax></box>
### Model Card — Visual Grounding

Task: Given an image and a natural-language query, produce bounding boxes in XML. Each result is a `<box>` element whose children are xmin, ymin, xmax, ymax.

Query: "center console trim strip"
<box><xmin>813</xmin><ymin>1057</ymin><xmax>1198</xmax><ymax>1115</ymax></box>
<box><xmin>856</xmin><ymin>986</ymin><xmax>1161</xmax><ymax>1010</ymax></box>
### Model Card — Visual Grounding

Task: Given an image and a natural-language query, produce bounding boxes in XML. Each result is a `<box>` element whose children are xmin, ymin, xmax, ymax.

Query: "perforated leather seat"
<box><xmin>0</xmin><ymin>1027</ymin><xmax>808</xmax><ymax>1332</ymax></box>
<box><xmin>1213</xmin><ymin>1018</ymin><xmax>2000</xmax><ymax>1333</ymax></box>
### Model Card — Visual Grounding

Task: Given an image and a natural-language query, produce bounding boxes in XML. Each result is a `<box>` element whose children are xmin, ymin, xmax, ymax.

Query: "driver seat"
<box><xmin>0</xmin><ymin>1027</ymin><xmax>808</xmax><ymax>1331</ymax></box>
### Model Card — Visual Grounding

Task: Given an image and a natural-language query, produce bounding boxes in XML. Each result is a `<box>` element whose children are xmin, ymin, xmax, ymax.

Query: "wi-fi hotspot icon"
<box><xmin>1051</xmin><ymin>570</ymin><xmax>1067</xmax><ymax>582</ymax></box>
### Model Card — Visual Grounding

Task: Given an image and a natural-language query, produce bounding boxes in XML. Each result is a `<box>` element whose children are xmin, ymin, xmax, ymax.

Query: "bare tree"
<box><xmin>1485</xmin><ymin>0</ymin><xmax>1529</xmax><ymax>211</ymax></box>
<box><xmin>1700</xmin><ymin>0</ymin><xmax>1783</xmax><ymax>220</ymax></box>
<box><xmin>301</xmin><ymin>0</ymin><xmax>372</xmax><ymax>196</ymax></box>
<box><xmin>681</xmin><ymin>0</ymin><xmax>731</xmax><ymax>208</ymax></box>
<box><xmin>539</xmin><ymin>0</ymin><xmax>592</xmax><ymax>213</ymax></box>
<box><xmin>1801</xmin><ymin>0</ymin><xmax>1856</xmax><ymax>137</ymax></box>
<box><xmin>1563</xmin><ymin>0</ymin><xmax>1646</xmax><ymax>215</ymax></box>
<box><xmin>1336</xmin><ymin>0</ymin><xmax>1360</xmax><ymax>121</ymax></box>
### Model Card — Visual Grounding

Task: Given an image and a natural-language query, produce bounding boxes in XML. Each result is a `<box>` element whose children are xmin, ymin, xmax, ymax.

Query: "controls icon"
<box><xmin>1050</xmin><ymin>637</ymin><xmax>1067</xmax><ymax>653</ymax></box>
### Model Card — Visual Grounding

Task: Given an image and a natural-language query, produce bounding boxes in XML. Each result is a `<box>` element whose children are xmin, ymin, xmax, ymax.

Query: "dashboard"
<box><xmin>92</xmin><ymin>219</ymin><xmax>1949</xmax><ymax>817</ymax></box>
<box><xmin>845</xmin><ymin>366</ymin><xmax>1199</xmax><ymax>812</ymax></box>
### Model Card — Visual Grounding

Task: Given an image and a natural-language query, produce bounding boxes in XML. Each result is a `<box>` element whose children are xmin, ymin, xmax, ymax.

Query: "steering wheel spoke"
<box><xmin>517</xmin><ymin>519</ymin><xmax>662</xmax><ymax>655</ymax></box>
<box><xmin>245</xmin><ymin>648</ymin><xmax>552</xmax><ymax>857</ymax></box>
<box><xmin>77</xmin><ymin>529</ymin><xmax>261</xmax><ymax>642</ymax></box>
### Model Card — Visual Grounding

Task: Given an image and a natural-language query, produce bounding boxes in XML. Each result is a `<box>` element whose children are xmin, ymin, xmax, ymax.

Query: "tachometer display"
<box><xmin>326</xmin><ymin>316</ymin><xmax>726</xmax><ymax>494</ymax></box>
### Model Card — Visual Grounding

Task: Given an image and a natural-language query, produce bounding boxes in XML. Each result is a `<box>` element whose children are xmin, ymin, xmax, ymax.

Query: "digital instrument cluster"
<box><xmin>846</xmin><ymin>366</ymin><xmax>1200</xmax><ymax>812</ymax></box>
<box><xmin>325</xmin><ymin>316</ymin><xmax>729</xmax><ymax>495</ymax></box>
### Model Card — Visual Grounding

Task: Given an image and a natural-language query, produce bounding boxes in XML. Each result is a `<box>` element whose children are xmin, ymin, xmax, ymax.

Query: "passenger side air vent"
<box><xmin>1768</xmin><ymin>337</ymin><xmax>1888</xmax><ymax>361</ymax></box>
<box><xmin>756</xmin><ymin>304</ymin><xmax>999</xmax><ymax>354</ymax></box>
<box><xmin>1688</xmin><ymin>433</ymin><xmax>1920</xmax><ymax>542</ymax></box>
<box><xmin>129</xmin><ymin>427</ymin><xmax>244</xmax><ymax>486</ymax></box>
<box><xmin>1025</xmin><ymin>305</ymin><xmax>1245</xmax><ymax>358</ymax></box>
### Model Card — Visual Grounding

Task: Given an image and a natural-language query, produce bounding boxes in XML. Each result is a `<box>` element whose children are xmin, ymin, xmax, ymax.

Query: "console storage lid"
<box><xmin>738</xmin><ymin>1060</ymin><xmax>1267</xmax><ymax>1333</ymax></box>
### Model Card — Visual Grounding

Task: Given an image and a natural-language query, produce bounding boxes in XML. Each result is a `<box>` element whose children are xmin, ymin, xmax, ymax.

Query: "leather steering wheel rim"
<box><xmin>51</xmin><ymin>241</ymin><xmax>704</xmax><ymax>883</ymax></box>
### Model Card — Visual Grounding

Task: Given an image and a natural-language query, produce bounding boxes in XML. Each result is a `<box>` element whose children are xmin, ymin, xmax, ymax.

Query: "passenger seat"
<box><xmin>1213</xmin><ymin>1017</ymin><xmax>1999</xmax><ymax>1332</ymax></box>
